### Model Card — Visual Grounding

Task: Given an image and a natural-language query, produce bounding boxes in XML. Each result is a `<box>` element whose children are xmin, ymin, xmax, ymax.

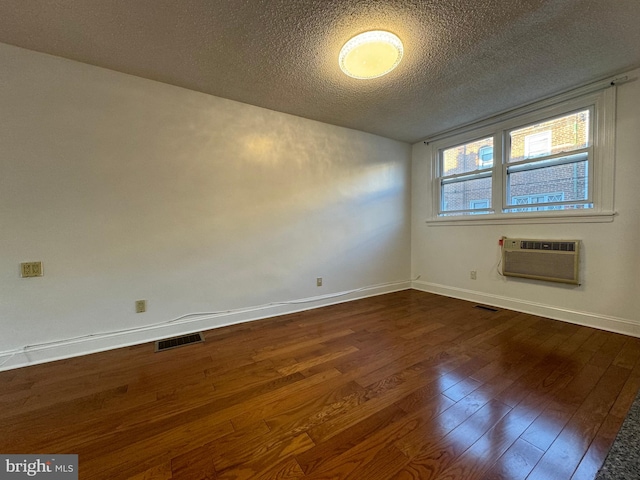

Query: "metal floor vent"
<box><xmin>155</xmin><ymin>332</ymin><xmax>204</xmax><ymax>352</ymax></box>
<box><xmin>474</xmin><ymin>305</ymin><xmax>500</xmax><ymax>312</ymax></box>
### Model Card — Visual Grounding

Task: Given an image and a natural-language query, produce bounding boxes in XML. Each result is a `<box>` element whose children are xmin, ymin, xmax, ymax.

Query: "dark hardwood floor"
<box><xmin>1</xmin><ymin>290</ymin><xmax>639</xmax><ymax>479</ymax></box>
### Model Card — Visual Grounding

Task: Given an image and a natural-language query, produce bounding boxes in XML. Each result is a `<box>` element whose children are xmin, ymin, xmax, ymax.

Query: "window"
<box><xmin>523</xmin><ymin>131</ymin><xmax>552</xmax><ymax>158</ymax></box>
<box><xmin>429</xmin><ymin>85</ymin><xmax>616</xmax><ymax>222</ymax></box>
<box><xmin>439</xmin><ymin>137</ymin><xmax>493</xmax><ymax>215</ymax></box>
<box><xmin>505</xmin><ymin>110</ymin><xmax>590</xmax><ymax>212</ymax></box>
<box><xmin>478</xmin><ymin>146</ymin><xmax>493</xmax><ymax>168</ymax></box>
<box><xmin>470</xmin><ymin>200</ymin><xmax>490</xmax><ymax>209</ymax></box>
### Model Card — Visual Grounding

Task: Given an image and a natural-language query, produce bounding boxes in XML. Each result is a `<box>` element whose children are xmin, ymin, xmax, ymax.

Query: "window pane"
<box><xmin>507</xmin><ymin>160</ymin><xmax>589</xmax><ymax>208</ymax></box>
<box><xmin>509</xmin><ymin>110</ymin><xmax>589</xmax><ymax>163</ymax></box>
<box><xmin>442</xmin><ymin>137</ymin><xmax>493</xmax><ymax>175</ymax></box>
<box><xmin>442</xmin><ymin>177</ymin><xmax>492</xmax><ymax>212</ymax></box>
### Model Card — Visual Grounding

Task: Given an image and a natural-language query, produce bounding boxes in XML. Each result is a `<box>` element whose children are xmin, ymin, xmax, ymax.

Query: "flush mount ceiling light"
<box><xmin>339</xmin><ymin>30</ymin><xmax>404</xmax><ymax>79</ymax></box>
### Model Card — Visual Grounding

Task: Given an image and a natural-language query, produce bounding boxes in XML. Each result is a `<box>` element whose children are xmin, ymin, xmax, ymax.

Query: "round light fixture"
<box><xmin>339</xmin><ymin>30</ymin><xmax>403</xmax><ymax>79</ymax></box>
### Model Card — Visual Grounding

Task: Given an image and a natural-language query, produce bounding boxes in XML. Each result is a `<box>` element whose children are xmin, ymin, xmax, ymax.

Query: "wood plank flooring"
<box><xmin>1</xmin><ymin>290</ymin><xmax>639</xmax><ymax>479</ymax></box>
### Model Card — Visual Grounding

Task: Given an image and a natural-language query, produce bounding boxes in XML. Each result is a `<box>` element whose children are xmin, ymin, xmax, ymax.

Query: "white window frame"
<box><xmin>427</xmin><ymin>84</ymin><xmax>616</xmax><ymax>225</ymax></box>
<box><xmin>438</xmin><ymin>134</ymin><xmax>495</xmax><ymax>216</ymax></box>
<box><xmin>504</xmin><ymin>106</ymin><xmax>593</xmax><ymax>212</ymax></box>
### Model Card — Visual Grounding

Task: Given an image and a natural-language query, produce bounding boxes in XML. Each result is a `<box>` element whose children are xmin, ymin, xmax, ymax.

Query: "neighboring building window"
<box><xmin>511</xmin><ymin>193</ymin><xmax>565</xmax><ymax>212</ymax></box>
<box><xmin>478</xmin><ymin>146</ymin><xmax>493</xmax><ymax>168</ymax></box>
<box><xmin>430</xmin><ymin>85</ymin><xmax>615</xmax><ymax>220</ymax></box>
<box><xmin>469</xmin><ymin>199</ymin><xmax>490</xmax><ymax>215</ymax></box>
<box><xmin>523</xmin><ymin>131</ymin><xmax>552</xmax><ymax>158</ymax></box>
<box><xmin>470</xmin><ymin>200</ymin><xmax>490</xmax><ymax>209</ymax></box>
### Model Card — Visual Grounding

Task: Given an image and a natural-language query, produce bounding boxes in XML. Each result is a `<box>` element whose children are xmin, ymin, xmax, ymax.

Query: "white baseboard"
<box><xmin>412</xmin><ymin>280</ymin><xmax>640</xmax><ymax>338</ymax></box>
<box><xmin>0</xmin><ymin>281</ymin><xmax>412</xmax><ymax>372</ymax></box>
<box><xmin>4</xmin><ymin>280</ymin><xmax>636</xmax><ymax>372</ymax></box>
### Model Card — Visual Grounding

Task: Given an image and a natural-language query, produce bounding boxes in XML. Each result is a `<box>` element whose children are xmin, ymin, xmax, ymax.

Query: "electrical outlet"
<box><xmin>470</xmin><ymin>270</ymin><xmax>477</xmax><ymax>280</ymax></box>
<box><xmin>21</xmin><ymin>261</ymin><xmax>43</xmax><ymax>278</ymax></box>
<box><xmin>316</xmin><ymin>277</ymin><xmax>323</xmax><ymax>287</ymax></box>
<box><xmin>135</xmin><ymin>300</ymin><xmax>147</xmax><ymax>313</ymax></box>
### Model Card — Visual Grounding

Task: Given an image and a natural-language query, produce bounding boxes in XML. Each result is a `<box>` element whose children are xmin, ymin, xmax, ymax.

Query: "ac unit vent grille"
<box><xmin>155</xmin><ymin>332</ymin><xmax>204</xmax><ymax>352</ymax></box>
<box><xmin>501</xmin><ymin>237</ymin><xmax>580</xmax><ymax>285</ymax></box>
<box><xmin>520</xmin><ymin>241</ymin><xmax>575</xmax><ymax>252</ymax></box>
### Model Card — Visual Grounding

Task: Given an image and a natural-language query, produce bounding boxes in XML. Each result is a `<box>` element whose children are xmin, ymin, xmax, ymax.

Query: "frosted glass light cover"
<box><xmin>339</xmin><ymin>31</ymin><xmax>403</xmax><ymax>79</ymax></box>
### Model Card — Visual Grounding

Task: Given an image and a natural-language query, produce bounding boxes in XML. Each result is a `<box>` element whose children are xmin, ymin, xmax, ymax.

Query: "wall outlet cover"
<box><xmin>21</xmin><ymin>261</ymin><xmax>43</xmax><ymax>278</ymax></box>
<box><xmin>135</xmin><ymin>300</ymin><xmax>147</xmax><ymax>313</ymax></box>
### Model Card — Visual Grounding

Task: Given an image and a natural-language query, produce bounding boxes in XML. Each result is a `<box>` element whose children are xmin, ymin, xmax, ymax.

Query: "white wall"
<box><xmin>0</xmin><ymin>43</ymin><xmax>412</xmax><ymax>369</ymax></box>
<box><xmin>412</xmin><ymin>70</ymin><xmax>640</xmax><ymax>336</ymax></box>
<box><xmin>3</xmin><ymin>40</ymin><xmax>636</xmax><ymax>372</ymax></box>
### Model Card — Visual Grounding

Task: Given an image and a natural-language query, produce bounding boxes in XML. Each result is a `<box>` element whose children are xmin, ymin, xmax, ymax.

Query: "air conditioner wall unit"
<box><xmin>501</xmin><ymin>238</ymin><xmax>580</xmax><ymax>285</ymax></box>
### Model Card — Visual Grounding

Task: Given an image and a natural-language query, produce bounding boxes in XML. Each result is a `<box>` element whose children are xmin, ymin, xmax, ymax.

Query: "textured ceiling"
<box><xmin>1</xmin><ymin>0</ymin><xmax>639</xmax><ymax>143</ymax></box>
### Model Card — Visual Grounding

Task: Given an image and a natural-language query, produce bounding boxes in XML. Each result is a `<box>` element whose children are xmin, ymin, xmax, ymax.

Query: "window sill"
<box><xmin>426</xmin><ymin>210</ymin><xmax>616</xmax><ymax>226</ymax></box>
